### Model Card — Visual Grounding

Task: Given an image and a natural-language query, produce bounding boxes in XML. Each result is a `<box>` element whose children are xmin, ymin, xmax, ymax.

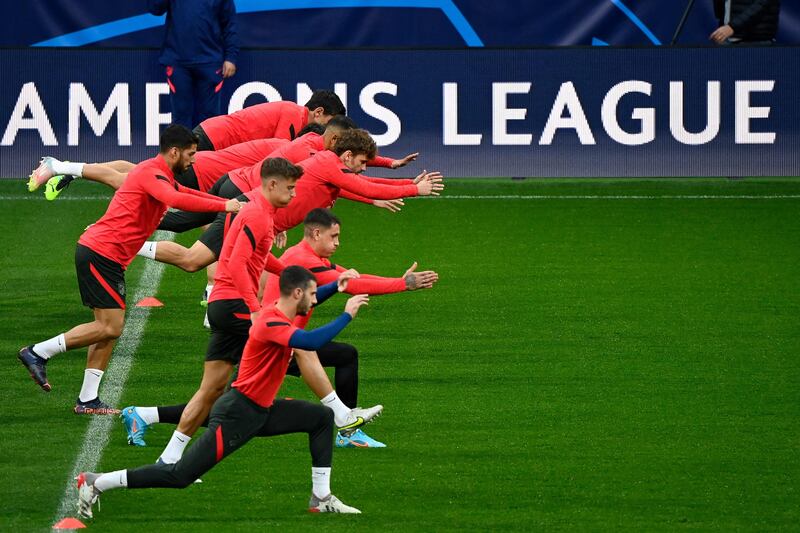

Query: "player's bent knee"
<box><xmin>102</xmin><ymin>321</ymin><xmax>124</xmax><ymax>339</ymax></box>
<box><xmin>198</xmin><ymin>381</ymin><xmax>227</xmax><ymax>400</ymax></box>
<box><xmin>346</xmin><ymin>345</ymin><xmax>358</xmax><ymax>365</ymax></box>
<box><xmin>318</xmin><ymin>405</ymin><xmax>335</xmax><ymax>428</ymax></box>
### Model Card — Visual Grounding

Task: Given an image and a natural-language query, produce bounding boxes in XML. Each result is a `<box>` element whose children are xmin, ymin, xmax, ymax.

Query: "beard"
<box><xmin>171</xmin><ymin>161</ymin><xmax>190</xmax><ymax>174</ymax></box>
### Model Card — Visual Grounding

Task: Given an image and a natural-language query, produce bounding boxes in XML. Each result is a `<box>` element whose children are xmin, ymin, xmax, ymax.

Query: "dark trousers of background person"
<box><xmin>166</xmin><ymin>64</ymin><xmax>224</xmax><ymax>129</ymax></box>
<box><xmin>287</xmin><ymin>342</ymin><xmax>360</xmax><ymax>408</ymax></box>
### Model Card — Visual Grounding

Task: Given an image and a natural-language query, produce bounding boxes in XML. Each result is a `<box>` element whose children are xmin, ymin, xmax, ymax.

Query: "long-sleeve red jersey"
<box><xmin>262</xmin><ymin>239</ymin><xmax>406</xmax><ymax>327</ymax></box>
<box><xmin>192</xmin><ymin>138</ymin><xmax>288</xmax><ymax>191</ymax></box>
<box><xmin>79</xmin><ymin>156</ymin><xmax>227</xmax><ymax>267</ymax></box>
<box><xmin>272</xmin><ymin>151</ymin><xmax>419</xmax><ymax>232</ymax></box>
<box><xmin>267</xmin><ymin>131</ymin><xmax>324</xmax><ymax>163</ymax></box>
<box><xmin>198</xmin><ymin>101</ymin><xmax>309</xmax><ymax>150</ymax></box>
<box><xmin>209</xmin><ymin>192</ymin><xmax>285</xmax><ymax>312</ymax></box>
<box><xmin>232</xmin><ymin>305</ymin><xmax>298</xmax><ymax>407</ymax></box>
<box><xmin>266</xmin><ymin>132</ymin><xmax>397</xmax><ymax>169</ymax></box>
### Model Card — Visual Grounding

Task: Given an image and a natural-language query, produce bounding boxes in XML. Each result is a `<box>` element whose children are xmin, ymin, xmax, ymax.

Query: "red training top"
<box><xmin>232</xmin><ymin>305</ymin><xmax>299</xmax><ymax>407</ymax></box>
<box><xmin>79</xmin><ymin>156</ymin><xmax>227</xmax><ymax>267</ymax></box>
<box><xmin>199</xmin><ymin>101</ymin><xmax>309</xmax><ymax>150</ymax></box>
<box><xmin>267</xmin><ymin>131</ymin><xmax>397</xmax><ymax>169</ymax></box>
<box><xmin>267</xmin><ymin>131</ymin><xmax>324</xmax><ymax>163</ymax></box>
<box><xmin>193</xmin><ymin>138</ymin><xmax>288</xmax><ymax>191</ymax></box>
<box><xmin>262</xmin><ymin>239</ymin><xmax>406</xmax><ymax>328</ymax></box>
<box><xmin>272</xmin><ymin>151</ymin><xmax>419</xmax><ymax>232</ymax></box>
<box><xmin>209</xmin><ymin>192</ymin><xmax>285</xmax><ymax>312</ymax></box>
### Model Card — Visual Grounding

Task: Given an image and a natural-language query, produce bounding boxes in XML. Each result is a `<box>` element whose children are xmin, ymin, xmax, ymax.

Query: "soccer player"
<box><xmin>265</xmin><ymin>208</ymin><xmax>438</xmax><ymax>448</ymax></box>
<box><xmin>268</xmin><ymin>114</ymin><xmax>418</xmax><ymax>172</ymax></box>
<box><xmin>193</xmin><ymin>90</ymin><xmax>346</xmax><ymax>151</ymax></box>
<box><xmin>152</xmin><ymin>115</ymin><xmax>417</xmax><ymax>236</ymax></box>
<box><xmin>272</xmin><ymin>128</ymin><xmax>442</xmax><ymax>231</ymax></box>
<box><xmin>134</xmin><ymin>158</ymin><xmax>381</xmax><ymax>463</ymax></box>
<box><xmin>17</xmin><ymin>125</ymin><xmax>241</xmax><ymax>414</ymax></box>
<box><xmin>135</xmin><ymin>129</ymin><xmax>442</xmax><ymax>280</ymax></box>
<box><xmin>26</xmin><ymin>124</ymin><xmax>326</xmax><ymax>201</ymax></box>
<box><xmin>78</xmin><ymin>267</ymin><xmax>370</xmax><ymax>518</ymax></box>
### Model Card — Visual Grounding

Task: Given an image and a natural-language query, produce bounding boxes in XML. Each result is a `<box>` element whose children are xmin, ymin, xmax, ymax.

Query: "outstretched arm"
<box><xmin>289</xmin><ymin>294</ymin><xmax>368</xmax><ymax>350</ymax></box>
<box><xmin>145</xmin><ymin>175</ymin><xmax>238</xmax><ymax>213</ymax></box>
<box><xmin>368</xmin><ymin>152</ymin><xmax>419</xmax><ymax>169</ymax></box>
<box><xmin>327</xmin><ymin>168</ymin><xmax>418</xmax><ymax>200</ymax></box>
<box><xmin>339</xmin><ymin>189</ymin><xmax>405</xmax><ymax>212</ymax></box>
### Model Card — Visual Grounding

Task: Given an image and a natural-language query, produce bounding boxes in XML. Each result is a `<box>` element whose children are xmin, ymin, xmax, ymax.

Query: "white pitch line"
<box><xmin>51</xmin><ymin>231</ymin><xmax>174</xmax><ymax>528</ymax></box>
<box><xmin>408</xmin><ymin>194</ymin><xmax>800</xmax><ymax>200</ymax></box>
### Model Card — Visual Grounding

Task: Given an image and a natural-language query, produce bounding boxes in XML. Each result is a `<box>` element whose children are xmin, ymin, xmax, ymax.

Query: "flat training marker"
<box><xmin>135</xmin><ymin>296</ymin><xmax>163</xmax><ymax>307</ymax></box>
<box><xmin>53</xmin><ymin>517</ymin><xmax>86</xmax><ymax>529</ymax></box>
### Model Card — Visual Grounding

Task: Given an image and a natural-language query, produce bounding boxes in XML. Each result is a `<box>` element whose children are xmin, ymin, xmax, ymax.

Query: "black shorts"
<box><xmin>207</xmin><ymin>174</ymin><xmax>244</xmax><ymax>199</ymax></box>
<box><xmin>75</xmin><ymin>244</ymin><xmax>126</xmax><ymax>309</ymax></box>
<box><xmin>174</xmin><ymin>164</ymin><xmax>200</xmax><ymax>190</ymax></box>
<box><xmin>198</xmin><ymin>193</ymin><xmax>250</xmax><ymax>258</ymax></box>
<box><xmin>206</xmin><ymin>299</ymin><xmax>252</xmax><ymax>363</ymax></box>
<box><xmin>193</xmin><ymin>125</ymin><xmax>215</xmax><ymax>151</ymax></box>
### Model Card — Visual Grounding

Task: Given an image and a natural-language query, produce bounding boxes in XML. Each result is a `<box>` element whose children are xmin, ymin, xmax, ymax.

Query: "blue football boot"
<box><xmin>121</xmin><ymin>406</ymin><xmax>149</xmax><ymax>446</ymax></box>
<box><xmin>336</xmin><ymin>429</ymin><xmax>386</xmax><ymax>448</ymax></box>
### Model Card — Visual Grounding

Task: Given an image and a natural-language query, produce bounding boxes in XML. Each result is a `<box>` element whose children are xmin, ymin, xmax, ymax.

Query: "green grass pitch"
<box><xmin>1</xmin><ymin>178</ymin><xmax>799</xmax><ymax>531</ymax></box>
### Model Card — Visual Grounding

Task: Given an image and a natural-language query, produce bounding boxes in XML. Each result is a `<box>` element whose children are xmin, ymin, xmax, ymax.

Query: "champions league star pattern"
<box><xmin>5</xmin><ymin>0</ymin><xmax>800</xmax><ymax>47</ymax></box>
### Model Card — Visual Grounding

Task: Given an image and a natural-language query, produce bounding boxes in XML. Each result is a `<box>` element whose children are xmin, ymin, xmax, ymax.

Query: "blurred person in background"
<box><xmin>710</xmin><ymin>0</ymin><xmax>780</xmax><ymax>45</ymax></box>
<box><xmin>148</xmin><ymin>0</ymin><xmax>239</xmax><ymax>128</ymax></box>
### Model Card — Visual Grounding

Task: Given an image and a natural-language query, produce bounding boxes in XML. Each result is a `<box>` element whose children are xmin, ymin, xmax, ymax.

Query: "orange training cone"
<box><xmin>136</xmin><ymin>297</ymin><xmax>164</xmax><ymax>307</ymax></box>
<box><xmin>53</xmin><ymin>517</ymin><xmax>86</xmax><ymax>529</ymax></box>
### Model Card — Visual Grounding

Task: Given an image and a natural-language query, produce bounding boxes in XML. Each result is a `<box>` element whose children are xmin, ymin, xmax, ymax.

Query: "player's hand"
<box><xmin>402</xmin><ymin>262</ymin><xmax>439</xmax><ymax>290</ymax></box>
<box><xmin>392</xmin><ymin>152</ymin><xmax>419</xmax><ymax>169</ymax></box>
<box><xmin>415</xmin><ymin>171</ymin><xmax>445</xmax><ymax>196</ymax></box>
<box><xmin>337</xmin><ymin>268</ymin><xmax>360</xmax><ymax>292</ymax></box>
<box><xmin>709</xmin><ymin>25</ymin><xmax>734</xmax><ymax>44</ymax></box>
<box><xmin>344</xmin><ymin>294</ymin><xmax>369</xmax><ymax>318</ymax></box>
<box><xmin>373</xmin><ymin>199</ymin><xmax>404</xmax><ymax>212</ymax></box>
<box><xmin>413</xmin><ymin>169</ymin><xmax>443</xmax><ymax>185</ymax></box>
<box><xmin>275</xmin><ymin>230</ymin><xmax>288</xmax><ymax>249</ymax></box>
<box><xmin>225</xmin><ymin>199</ymin><xmax>242</xmax><ymax>212</ymax></box>
<box><xmin>222</xmin><ymin>61</ymin><xmax>237</xmax><ymax>78</ymax></box>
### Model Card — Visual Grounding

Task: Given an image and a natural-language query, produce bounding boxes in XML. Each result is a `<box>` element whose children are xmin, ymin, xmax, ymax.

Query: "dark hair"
<box><xmin>279</xmin><ymin>265</ymin><xmax>317</xmax><ymax>296</ymax></box>
<box><xmin>260</xmin><ymin>158</ymin><xmax>303</xmax><ymax>182</ymax></box>
<box><xmin>325</xmin><ymin>115</ymin><xmax>357</xmax><ymax>131</ymax></box>
<box><xmin>303</xmin><ymin>208</ymin><xmax>341</xmax><ymax>236</ymax></box>
<box><xmin>160</xmin><ymin>124</ymin><xmax>199</xmax><ymax>153</ymax></box>
<box><xmin>332</xmin><ymin>129</ymin><xmax>377</xmax><ymax>159</ymax></box>
<box><xmin>305</xmin><ymin>90</ymin><xmax>346</xmax><ymax>116</ymax></box>
<box><xmin>296</xmin><ymin>123</ymin><xmax>326</xmax><ymax>137</ymax></box>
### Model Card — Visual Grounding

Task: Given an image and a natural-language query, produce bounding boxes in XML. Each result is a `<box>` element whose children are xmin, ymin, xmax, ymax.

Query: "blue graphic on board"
<box><xmin>13</xmin><ymin>0</ymin><xmax>797</xmax><ymax>47</ymax></box>
<box><xmin>33</xmin><ymin>0</ymin><xmax>483</xmax><ymax>47</ymax></box>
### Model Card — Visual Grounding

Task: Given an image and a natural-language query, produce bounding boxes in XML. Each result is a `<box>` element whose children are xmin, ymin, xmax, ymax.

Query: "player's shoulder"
<box><xmin>238</xmin><ymin>201</ymin><xmax>272</xmax><ymax>232</ymax></box>
<box><xmin>303</xmin><ymin>149</ymin><xmax>335</xmax><ymax>168</ymax></box>
<box><xmin>254</xmin><ymin>307</ymin><xmax>296</xmax><ymax>338</ymax></box>
<box><xmin>280</xmin><ymin>242</ymin><xmax>316</xmax><ymax>264</ymax></box>
<box><xmin>125</xmin><ymin>158</ymin><xmax>170</xmax><ymax>187</ymax></box>
<box><xmin>277</xmin><ymin>100</ymin><xmax>303</xmax><ymax>112</ymax></box>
